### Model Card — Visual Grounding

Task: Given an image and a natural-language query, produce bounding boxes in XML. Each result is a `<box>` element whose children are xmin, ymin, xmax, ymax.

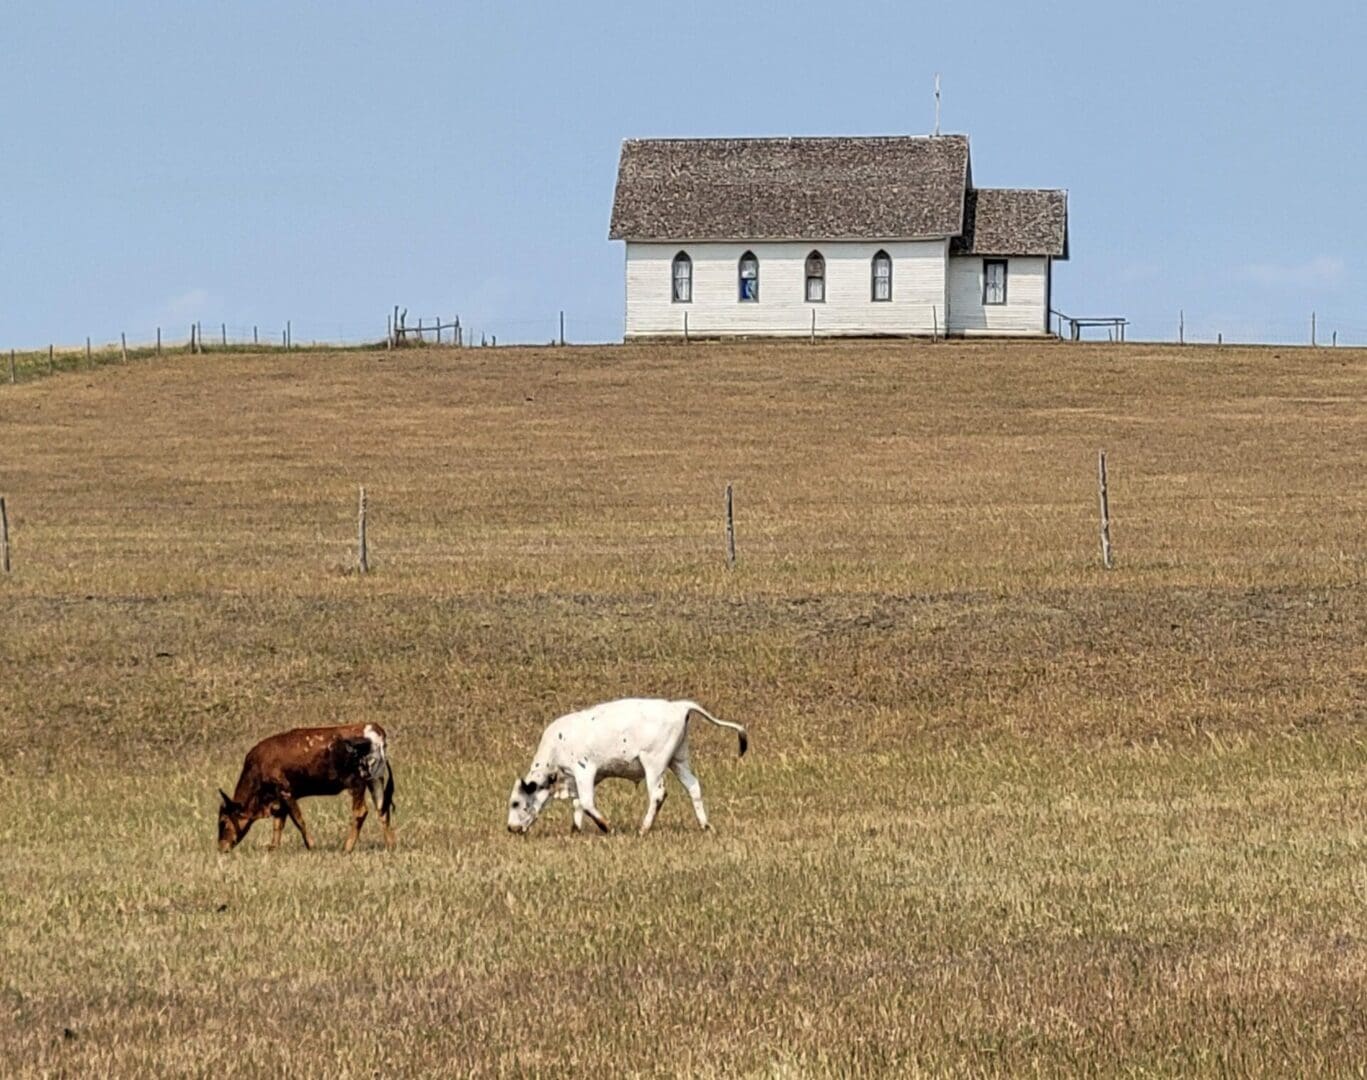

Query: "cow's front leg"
<box><xmin>280</xmin><ymin>793</ymin><xmax>315</xmax><ymax>850</ymax></box>
<box><xmin>571</xmin><ymin>798</ymin><xmax>585</xmax><ymax>833</ymax></box>
<box><xmin>638</xmin><ymin>764</ymin><xmax>668</xmax><ymax>836</ymax></box>
<box><xmin>268</xmin><ymin>806</ymin><xmax>288</xmax><ymax>851</ymax></box>
<box><xmin>574</xmin><ymin>769</ymin><xmax>610</xmax><ymax>833</ymax></box>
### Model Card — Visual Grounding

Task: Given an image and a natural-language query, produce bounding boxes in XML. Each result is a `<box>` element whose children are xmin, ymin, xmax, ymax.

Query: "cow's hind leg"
<box><xmin>671</xmin><ymin>753</ymin><xmax>710</xmax><ymax>831</ymax></box>
<box><xmin>344</xmin><ymin>787</ymin><xmax>368</xmax><ymax>853</ymax></box>
<box><xmin>638</xmin><ymin>762</ymin><xmax>669</xmax><ymax>836</ymax></box>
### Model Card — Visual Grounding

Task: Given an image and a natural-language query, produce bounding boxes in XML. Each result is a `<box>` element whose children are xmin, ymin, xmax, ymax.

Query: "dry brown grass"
<box><xmin>1</xmin><ymin>340</ymin><xmax>1364</xmax><ymax>1076</ymax></box>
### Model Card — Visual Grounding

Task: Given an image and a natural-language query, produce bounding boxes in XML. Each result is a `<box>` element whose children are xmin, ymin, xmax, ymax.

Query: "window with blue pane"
<box><xmin>738</xmin><ymin>252</ymin><xmax>759</xmax><ymax>302</ymax></box>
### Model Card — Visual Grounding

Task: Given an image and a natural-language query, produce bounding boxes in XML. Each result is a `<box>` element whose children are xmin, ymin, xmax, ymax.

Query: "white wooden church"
<box><xmin>608</xmin><ymin>134</ymin><xmax>1067</xmax><ymax>339</ymax></box>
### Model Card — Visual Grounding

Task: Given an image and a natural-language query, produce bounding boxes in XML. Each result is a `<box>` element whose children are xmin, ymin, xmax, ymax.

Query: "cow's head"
<box><xmin>507</xmin><ymin>767</ymin><xmax>558</xmax><ymax>834</ymax></box>
<box><xmin>217</xmin><ymin>789</ymin><xmax>253</xmax><ymax>852</ymax></box>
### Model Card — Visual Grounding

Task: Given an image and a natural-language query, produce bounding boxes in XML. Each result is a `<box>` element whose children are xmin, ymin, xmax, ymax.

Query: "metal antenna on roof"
<box><xmin>933</xmin><ymin>73</ymin><xmax>941</xmax><ymax>137</ymax></box>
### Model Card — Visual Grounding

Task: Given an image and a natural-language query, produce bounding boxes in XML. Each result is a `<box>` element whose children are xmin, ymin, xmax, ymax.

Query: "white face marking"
<box><xmin>507</xmin><ymin>769</ymin><xmax>555</xmax><ymax>832</ymax></box>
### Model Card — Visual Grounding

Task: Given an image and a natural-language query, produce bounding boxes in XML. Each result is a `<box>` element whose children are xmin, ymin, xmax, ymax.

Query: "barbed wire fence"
<box><xmin>0</xmin><ymin>309</ymin><xmax>631</xmax><ymax>384</ymax></box>
<box><xmin>2</xmin><ymin>305</ymin><xmax>1362</xmax><ymax>386</ymax></box>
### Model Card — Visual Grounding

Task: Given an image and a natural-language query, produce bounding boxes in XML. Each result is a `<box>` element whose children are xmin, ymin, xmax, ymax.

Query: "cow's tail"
<box><xmin>684</xmin><ymin>703</ymin><xmax>748</xmax><ymax>757</ymax></box>
<box><xmin>362</xmin><ymin>724</ymin><xmax>395</xmax><ymax>817</ymax></box>
<box><xmin>380</xmin><ymin>761</ymin><xmax>396</xmax><ymax>818</ymax></box>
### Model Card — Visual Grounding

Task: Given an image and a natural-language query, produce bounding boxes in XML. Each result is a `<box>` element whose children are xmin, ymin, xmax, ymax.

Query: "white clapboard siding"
<box><xmin>946</xmin><ymin>256</ymin><xmax>1050</xmax><ymax>336</ymax></box>
<box><xmin>625</xmin><ymin>241</ymin><xmax>949</xmax><ymax>338</ymax></box>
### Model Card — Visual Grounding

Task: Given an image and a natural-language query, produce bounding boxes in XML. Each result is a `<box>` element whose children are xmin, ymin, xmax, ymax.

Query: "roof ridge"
<box><xmin>622</xmin><ymin>133</ymin><xmax>970</xmax><ymax>145</ymax></box>
<box><xmin>971</xmin><ymin>186</ymin><xmax>1068</xmax><ymax>194</ymax></box>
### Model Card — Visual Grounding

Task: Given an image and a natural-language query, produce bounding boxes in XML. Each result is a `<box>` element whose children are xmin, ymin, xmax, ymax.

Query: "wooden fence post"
<box><xmin>221</xmin><ymin>323</ymin><xmax>227</xmax><ymax>347</ymax></box>
<box><xmin>8</xmin><ymin>350</ymin><xmax>14</xmax><ymax>385</ymax></box>
<box><xmin>357</xmin><ymin>486</ymin><xmax>369</xmax><ymax>575</ymax></box>
<box><xmin>48</xmin><ymin>345</ymin><xmax>53</xmax><ymax>374</ymax></box>
<box><xmin>286</xmin><ymin>321</ymin><xmax>292</xmax><ymax>350</ymax></box>
<box><xmin>253</xmin><ymin>325</ymin><xmax>259</xmax><ymax>346</ymax></box>
<box><xmin>1311</xmin><ymin>311</ymin><xmax>1317</xmax><ymax>347</ymax></box>
<box><xmin>810</xmin><ymin>308</ymin><xmax>816</xmax><ymax>344</ymax></box>
<box><xmin>1179</xmin><ymin>310</ymin><xmax>1185</xmax><ymax>345</ymax></box>
<box><xmin>0</xmin><ymin>495</ymin><xmax>9</xmax><ymax>574</ymax></box>
<box><xmin>157</xmin><ymin>327</ymin><xmax>162</xmax><ymax>355</ymax></box>
<box><xmin>683</xmin><ymin>310</ymin><xmax>689</xmax><ymax>344</ymax></box>
<box><xmin>932</xmin><ymin>305</ymin><xmax>939</xmax><ymax>342</ymax></box>
<box><xmin>86</xmin><ymin>337</ymin><xmax>92</xmax><ymax>364</ymax></box>
<box><xmin>724</xmin><ymin>482</ymin><xmax>736</xmax><ymax>568</ymax></box>
<box><xmin>1098</xmin><ymin>450</ymin><xmax>1114</xmax><ymax>570</ymax></box>
<box><xmin>121</xmin><ymin>333</ymin><xmax>127</xmax><ymax>362</ymax></box>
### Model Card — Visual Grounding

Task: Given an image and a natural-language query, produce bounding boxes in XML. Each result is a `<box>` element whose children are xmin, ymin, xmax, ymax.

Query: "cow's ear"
<box><xmin>519</xmin><ymin>778</ymin><xmax>536</xmax><ymax>795</ymax></box>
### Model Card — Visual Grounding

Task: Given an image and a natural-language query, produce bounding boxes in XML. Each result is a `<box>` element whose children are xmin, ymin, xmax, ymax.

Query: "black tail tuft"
<box><xmin>738</xmin><ymin>730</ymin><xmax>748</xmax><ymax>757</ymax></box>
<box><xmin>382</xmin><ymin>763</ymin><xmax>396</xmax><ymax>817</ymax></box>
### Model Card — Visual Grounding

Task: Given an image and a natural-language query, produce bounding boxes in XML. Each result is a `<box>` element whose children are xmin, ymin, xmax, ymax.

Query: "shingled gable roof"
<box><xmin>950</xmin><ymin>188</ymin><xmax>1069</xmax><ymax>259</ymax></box>
<box><xmin>608</xmin><ymin>134</ymin><xmax>972</xmax><ymax>242</ymax></box>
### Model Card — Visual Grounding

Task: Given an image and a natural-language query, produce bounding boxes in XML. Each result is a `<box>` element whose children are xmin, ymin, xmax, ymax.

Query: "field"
<box><xmin>1</xmin><ymin>339</ymin><xmax>1364</xmax><ymax>1076</ymax></box>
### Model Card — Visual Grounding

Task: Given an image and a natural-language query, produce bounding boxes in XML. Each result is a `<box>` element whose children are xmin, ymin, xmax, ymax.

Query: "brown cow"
<box><xmin>217</xmin><ymin>723</ymin><xmax>395</xmax><ymax>853</ymax></box>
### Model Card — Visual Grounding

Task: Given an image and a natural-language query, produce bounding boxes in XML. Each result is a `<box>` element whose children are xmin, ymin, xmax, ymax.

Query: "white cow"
<box><xmin>506</xmin><ymin>698</ymin><xmax>748</xmax><ymax>835</ymax></box>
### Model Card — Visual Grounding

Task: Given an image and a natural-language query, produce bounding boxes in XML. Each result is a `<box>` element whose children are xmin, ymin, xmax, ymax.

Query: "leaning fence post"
<box><xmin>1098</xmin><ymin>450</ymin><xmax>1114</xmax><ymax>570</ymax></box>
<box><xmin>724</xmin><ymin>482</ymin><xmax>736</xmax><ymax>568</ymax></box>
<box><xmin>0</xmin><ymin>495</ymin><xmax>10</xmax><ymax>573</ymax></box>
<box><xmin>357</xmin><ymin>486</ymin><xmax>369</xmax><ymax>574</ymax></box>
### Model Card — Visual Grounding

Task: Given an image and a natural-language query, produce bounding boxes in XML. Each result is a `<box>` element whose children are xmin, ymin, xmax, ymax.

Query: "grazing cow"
<box><xmin>507</xmin><ymin>698</ymin><xmax>747</xmax><ymax>836</ymax></box>
<box><xmin>217</xmin><ymin>723</ymin><xmax>395</xmax><ymax>853</ymax></box>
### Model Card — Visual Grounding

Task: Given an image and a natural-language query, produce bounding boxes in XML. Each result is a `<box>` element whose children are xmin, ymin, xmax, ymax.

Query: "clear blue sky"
<box><xmin>3</xmin><ymin>1</ymin><xmax>1364</xmax><ymax>347</ymax></box>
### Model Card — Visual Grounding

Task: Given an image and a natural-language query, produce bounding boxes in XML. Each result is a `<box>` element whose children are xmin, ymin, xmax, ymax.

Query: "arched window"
<box><xmin>872</xmin><ymin>250</ymin><xmax>892</xmax><ymax>301</ymax></box>
<box><xmin>805</xmin><ymin>251</ymin><xmax>826</xmax><ymax>302</ymax></box>
<box><xmin>671</xmin><ymin>251</ymin><xmax>692</xmax><ymax>303</ymax></box>
<box><xmin>738</xmin><ymin>251</ymin><xmax>759</xmax><ymax>302</ymax></box>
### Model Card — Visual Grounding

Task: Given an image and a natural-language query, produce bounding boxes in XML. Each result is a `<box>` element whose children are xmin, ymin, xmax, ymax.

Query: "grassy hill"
<box><xmin>1</xmin><ymin>340</ymin><xmax>1363</xmax><ymax>1075</ymax></box>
